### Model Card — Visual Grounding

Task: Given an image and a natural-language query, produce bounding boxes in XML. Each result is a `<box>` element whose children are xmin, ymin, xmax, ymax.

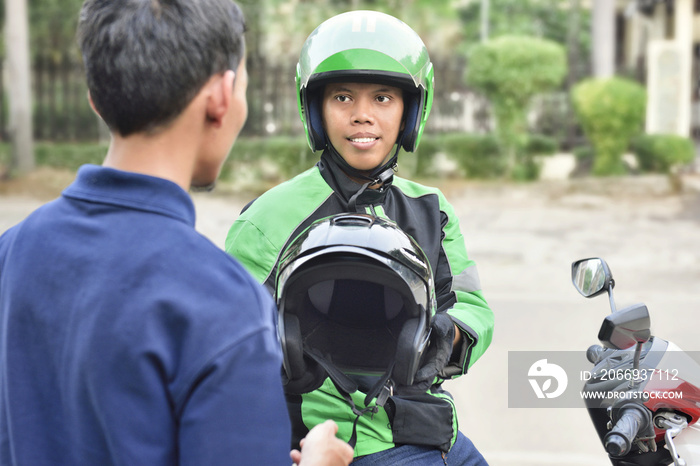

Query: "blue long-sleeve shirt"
<box><xmin>0</xmin><ymin>165</ymin><xmax>291</xmax><ymax>465</ymax></box>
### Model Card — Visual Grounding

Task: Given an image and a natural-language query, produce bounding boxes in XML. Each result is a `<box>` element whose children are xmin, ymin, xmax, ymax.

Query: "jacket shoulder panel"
<box><xmin>225</xmin><ymin>167</ymin><xmax>333</xmax><ymax>284</ymax></box>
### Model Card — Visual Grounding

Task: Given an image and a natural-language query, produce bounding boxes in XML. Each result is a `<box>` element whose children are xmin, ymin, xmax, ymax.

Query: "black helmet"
<box><xmin>275</xmin><ymin>214</ymin><xmax>436</xmax><ymax>397</ymax></box>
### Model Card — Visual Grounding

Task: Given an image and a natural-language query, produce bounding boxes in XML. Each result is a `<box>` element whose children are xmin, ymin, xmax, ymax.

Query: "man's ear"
<box><xmin>205</xmin><ymin>70</ymin><xmax>235</xmax><ymax>128</ymax></box>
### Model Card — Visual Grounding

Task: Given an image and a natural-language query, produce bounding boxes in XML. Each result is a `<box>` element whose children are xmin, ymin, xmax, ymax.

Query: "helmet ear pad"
<box><xmin>281</xmin><ymin>313</ymin><xmax>327</xmax><ymax>395</ymax></box>
<box><xmin>282</xmin><ymin>313</ymin><xmax>306</xmax><ymax>378</ymax></box>
<box><xmin>399</xmin><ymin>90</ymin><xmax>424</xmax><ymax>153</ymax></box>
<box><xmin>304</xmin><ymin>89</ymin><xmax>327</xmax><ymax>151</ymax></box>
<box><xmin>392</xmin><ymin>316</ymin><xmax>428</xmax><ymax>386</ymax></box>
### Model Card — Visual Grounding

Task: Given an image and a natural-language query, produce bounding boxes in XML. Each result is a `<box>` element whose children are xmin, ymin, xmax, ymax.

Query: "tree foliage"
<box><xmin>0</xmin><ymin>0</ymin><xmax>83</xmax><ymax>59</ymax></box>
<box><xmin>458</xmin><ymin>0</ymin><xmax>590</xmax><ymax>55</ymax></box>
<box><xmin>572</xmin><ymin>77</ymin><xmax>646</xmax><ymax>176</ymax></box>
<box><xmin>466</xmin><ymin>35</ymin><xmax>567</xmax><ymax>178</ymax></box>
<box><xmin>1</xmin><ymin>0</ymin><xmax>598</xmax><ymax>154</ymax></box>
<box><xmin>630</xmin><ymin>133</ymin><xmax>695</xmax><ymax>174</ymax></box>
<box><xmin>239</xmin><ymin>0</ymin><xmax>464</xmax><ymax>64</ymax></box>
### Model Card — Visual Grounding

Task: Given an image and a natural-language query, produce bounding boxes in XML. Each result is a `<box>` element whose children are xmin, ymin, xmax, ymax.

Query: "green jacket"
<box><xmin>226</xmin><ymin>151</ymin><xmax>494</xmax><ymax>457</ymax></box>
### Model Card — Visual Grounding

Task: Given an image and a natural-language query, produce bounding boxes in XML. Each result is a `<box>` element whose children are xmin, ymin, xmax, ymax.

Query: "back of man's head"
<box><xmin>77</xmin><ymin>0</ymin><xmax>245</xmax><ymax>137</ymax></box>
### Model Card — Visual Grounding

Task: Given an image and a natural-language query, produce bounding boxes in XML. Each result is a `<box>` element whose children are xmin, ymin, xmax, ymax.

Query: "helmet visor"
<box><xmin>277</xmin><ymin>247</ymin><xmax>430</xmax><ymax>313</ymax></box>
<box><xmin>277</xmin><ymin>251</ymin><xmax>428</xmax><ymax>374</ymax></box>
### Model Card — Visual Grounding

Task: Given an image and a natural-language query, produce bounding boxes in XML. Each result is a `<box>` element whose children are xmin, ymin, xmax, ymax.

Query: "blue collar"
<box><xmin>62</xmin><ymin>165</ymin><xmax>196</xmax><ymax>226</ymax></box>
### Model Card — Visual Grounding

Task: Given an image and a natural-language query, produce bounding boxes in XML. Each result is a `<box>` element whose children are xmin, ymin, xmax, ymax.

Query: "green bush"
<box><xmin>505</xmin><ymin>134</ymin><xmax>559</xmax><ymax>181</ymax></box>
<box><xmin>412</xmin><ymin>136</ymin><xmax>441</xmax><ymax>177</ymax></box>
<box><xmin>0</xmin><ymin>142</ymin><xmax>108</xmax><ymax>174</ymax></box>
<box><xmin>630</xmin><ymin>133</ymin><xmax>695</xmax><ymax>173</ymax></box>
<box><xmin>35</xmin><ymin>142</ymin><xmax>108</xmax><ymax>170</ymax></box>
<box><xmin>466</xmin><ymin>35</ymin><xmax>567</xmax><ymax>177</ymax></box>
<box><xmin>0</xmin><ymin>143</ymin><xmax>10</xmax><ymax>169</ymax></box>
<box><xmin>254</xmin><ymin>136</ymin><xmax>310</xmax><ymax>178</ymax></box>
<box><xmin>570</xmin><ymin>145</ymin><xmax>594</xmax><ymax>177</ymax></box>
<box><xmin>572</xmin><ymin>145</ymin><xmax>594</xmax><ymax>162</ymax></box>
<box><xmin>524</xmin><ymin>134</ymin><xmax>558</xmax><ymax>156</ymax></box>
<box><xmin>572</xmin><ymin>77</ymin><xmax>646</xmax><ymax>176</ymax></box>
<box><xmin>2</xmin><ymin>133</ymin><xmax>557</xmax><ymax>183</ymax></box>
<box><xmin>441</xmin><ymin>133</ymin><xmax>505</xmax><ymax>179</ymax></box>
<box><xmin>530</xmin><ymin>93</ymin><xmax>569</xmax><ymax>144</ymax></box>
<box><xmin>221</xmin><ymin>136</ymin><xmax>312</xmax><ymax>181</ymax></box>
<box><xmin>0</xmin><ymin>138</ymin><xmax>315</xmax><ymax>184</ymax></box>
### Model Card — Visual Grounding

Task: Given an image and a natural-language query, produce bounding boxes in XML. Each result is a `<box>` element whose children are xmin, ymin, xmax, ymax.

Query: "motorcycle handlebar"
<box><xmin>603</xmin><ymin>404</ymin><xmax>649</xmax><ymax>457</ymax></box>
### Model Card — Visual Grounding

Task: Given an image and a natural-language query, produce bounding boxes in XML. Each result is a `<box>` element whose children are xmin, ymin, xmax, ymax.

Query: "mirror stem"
<box><xmin>630</xmin><ymin>342</ymin><xmax>644</xmax><ymax>390</ymax></box>
<box><xmin>607</xmin><ymin>287</ymin><xmax>617</xmax><ymax>313</ymax></box>
<box><xmin>633</xmin><ymin>342</ymin><xmax>642</xmax><ymax>372</ymax></box>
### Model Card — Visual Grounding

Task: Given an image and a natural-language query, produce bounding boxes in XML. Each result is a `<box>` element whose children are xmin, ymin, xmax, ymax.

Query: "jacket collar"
<box><xmin>317</xmin><ymin>150</ymin><xmax>393</xmax><ymax>208</ymax></box>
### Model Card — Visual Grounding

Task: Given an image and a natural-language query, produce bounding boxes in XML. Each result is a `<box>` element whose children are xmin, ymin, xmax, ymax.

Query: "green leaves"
<box><xmin>631</xmin><ymin>133</ymin><xmax>695</xmax><ymax>173</ymax></box>
<box><xmin>458</xmin><ymin>0</ymin><xmax>590</xmax><ymax>55</ymax></box>
<box><xmin>466</xmin><ymin>35</ymin><xmax>566</xmax><ymax>178</ymax></box>
<box><xmin>572</xmin><ymin>77</ymin><xmax>646</xmax><ymax>175</ymax></box>
<box><xmin>28</xmin><ymin>0</ymin><xmax>83</xmax><ymax>59</ymax></box>
<box><xmin>467</xmin><ymin>35</ymin><xmax>567</xmax><ymax>105</ymax></box>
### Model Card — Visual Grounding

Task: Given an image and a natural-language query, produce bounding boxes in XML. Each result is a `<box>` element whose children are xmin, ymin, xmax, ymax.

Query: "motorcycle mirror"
<box><xmin>598</xmin><ymin>303</ymin><xmax>651</xmax><ymax>350</ymax></box>
<box><xmin>571</xmin><ymin>258</ymin><xmax>614</xmax><ymax>298</ymax></box>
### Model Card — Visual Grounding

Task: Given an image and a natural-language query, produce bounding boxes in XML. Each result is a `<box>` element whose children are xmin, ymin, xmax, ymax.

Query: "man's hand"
<box><xmin>290</xmin><ymin>420</ymin><xmax>353</xmax><ymax>466</ymax></box>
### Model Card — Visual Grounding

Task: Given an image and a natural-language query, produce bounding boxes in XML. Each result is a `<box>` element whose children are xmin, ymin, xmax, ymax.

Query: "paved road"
<box><xmin>191</xmin><ymin>175</ymin><xmax>700</xmax><ymax>465</ymax></box>
<box><xmin>3</xmin><ymin>174</ymin><xmax>700</xmax><ymax>465</ymax></box>
<box><xmin>438</xmin><ymin>177</ymin><xmax>700</xmax><ymax>465</ymax></box>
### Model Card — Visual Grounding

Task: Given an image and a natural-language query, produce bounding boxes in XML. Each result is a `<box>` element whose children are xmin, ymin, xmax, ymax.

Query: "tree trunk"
<box><xmin>592</xmin><ymin>0</ymin><xmax>616</xmax><ymax>78</ymax></box>
<box><xmin>5</xmin><ymin>0</ymin><xmax>35</xmax><ymax>175</ymax></box>
<box><xmin>566</xmin><ymin>0</ymin><xmax>582</xmax><ymax>149</ymax></box>
<box><xmin>480</xmin><ymin>0</ymin><xmax>489</xmax><ymax>42</ymax></box>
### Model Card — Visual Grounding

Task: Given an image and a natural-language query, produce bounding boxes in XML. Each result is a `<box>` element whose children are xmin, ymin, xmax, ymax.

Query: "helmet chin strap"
<box><xmin>329</xmin><ymin>135</ymin><xmax>403</xmax><ymax>211</ymax></box>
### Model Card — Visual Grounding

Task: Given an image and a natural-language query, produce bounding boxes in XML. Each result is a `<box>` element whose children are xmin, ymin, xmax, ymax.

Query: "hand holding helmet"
<box><xmin>400</xmin><ymin>312</ymin><xmax>456</xmax><ymax>393</ymax></box>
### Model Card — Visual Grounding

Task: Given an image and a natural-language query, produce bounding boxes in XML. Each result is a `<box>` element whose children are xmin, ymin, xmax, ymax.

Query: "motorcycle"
<box><xmin>572</xmin><ymin>257</ymin><xmax>700</xmax><ymax>465</ymax></box>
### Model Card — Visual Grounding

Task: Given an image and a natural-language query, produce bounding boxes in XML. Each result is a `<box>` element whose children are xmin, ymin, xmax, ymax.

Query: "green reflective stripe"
<box><xmin>373</xmin><ymin>205</ymin><xmax>387</xmax><ymax>219</ymax></box>
<box><xmin>452</xmin><ymin>265</ymin><xmax>481</xmax><ymax>293</ymax></box>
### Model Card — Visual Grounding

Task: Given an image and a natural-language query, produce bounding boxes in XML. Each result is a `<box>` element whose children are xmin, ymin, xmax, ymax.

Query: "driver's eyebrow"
<box><xmin>328</xmin><ymin>86</ymin><xmax>353</xmax><ymax>94</ymax></box>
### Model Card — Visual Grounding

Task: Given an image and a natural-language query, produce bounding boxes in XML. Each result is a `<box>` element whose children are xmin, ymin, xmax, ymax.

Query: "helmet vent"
<box><xmin>331</xmin><ymin>215</ymin><xmax>373</xmax><ymax>227</ymax></box>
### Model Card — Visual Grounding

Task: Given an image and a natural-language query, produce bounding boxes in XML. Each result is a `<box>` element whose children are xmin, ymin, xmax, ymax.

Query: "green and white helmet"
<box><xmin>296</xmin><ymin>10</ymin><xmax>434</xmax><ymax>153</ymax></box>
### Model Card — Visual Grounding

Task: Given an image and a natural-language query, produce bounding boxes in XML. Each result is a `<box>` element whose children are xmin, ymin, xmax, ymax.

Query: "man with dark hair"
<box><xmin>0</xmin><ymin>1</ymin><xmax>352</xmax><ymax>465</ymax></box>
